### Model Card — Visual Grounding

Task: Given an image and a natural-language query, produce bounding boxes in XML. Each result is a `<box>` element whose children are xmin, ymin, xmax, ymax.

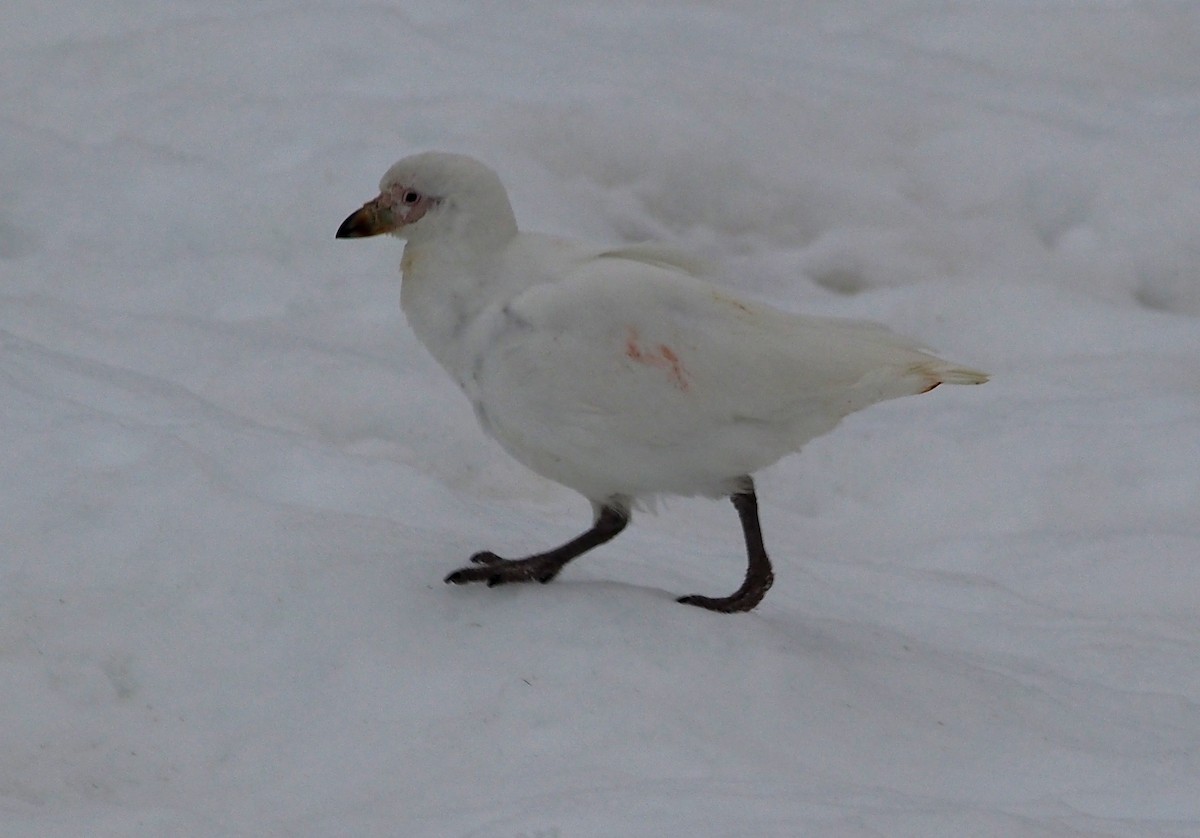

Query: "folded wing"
<box><xmin>471</xmin><ymin>246</ymin><xmax>985</xmax><ymax>498</ymax></box>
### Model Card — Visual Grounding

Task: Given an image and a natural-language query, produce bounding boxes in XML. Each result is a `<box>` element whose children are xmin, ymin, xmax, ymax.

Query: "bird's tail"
<box><xmin>935</xmin><ymin>365</ymin><xmax>989</xmax><ymax>386</ymax></box>
<box><xmin>916</xmin><ymin>361</ymin><xmax>989</xmax><ymax>392</ymax></box>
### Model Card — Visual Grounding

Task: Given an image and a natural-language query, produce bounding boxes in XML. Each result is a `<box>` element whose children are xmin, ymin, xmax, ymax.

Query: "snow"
<box><xmin>2</xmin><ymin>1</ymin><xmax>1198</xmax><ymax>835</ymax></box>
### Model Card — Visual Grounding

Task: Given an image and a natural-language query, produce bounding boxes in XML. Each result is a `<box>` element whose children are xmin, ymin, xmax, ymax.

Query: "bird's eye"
<box><xmin>402</xmin><ymin>190</ymin><xmax>421</xmax><ymax>205</ymax></box>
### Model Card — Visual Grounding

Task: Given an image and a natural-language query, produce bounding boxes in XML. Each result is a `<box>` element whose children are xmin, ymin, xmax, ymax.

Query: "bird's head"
<box><xmin>336</xmin><ymin>151</ymin><xmax>518</xmax><ymax>248</ymax></box>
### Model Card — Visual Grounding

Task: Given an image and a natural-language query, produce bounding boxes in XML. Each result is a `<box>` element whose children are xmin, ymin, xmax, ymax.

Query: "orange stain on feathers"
<box><xmin>624</xmin><ymin>328</ymin><xmax>691</xmax><ymax>392</ymax></box>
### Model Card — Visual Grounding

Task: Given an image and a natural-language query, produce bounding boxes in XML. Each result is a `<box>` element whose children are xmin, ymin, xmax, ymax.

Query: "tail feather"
<box><xmin>933</xmin><ymin>365</ymin><xmax>989</xmax><ymax>386</ymax></box>
<box><xmin>905</xmin><ymin>360</ymin><xmax>989</xmax><ymax>395</ymax></box>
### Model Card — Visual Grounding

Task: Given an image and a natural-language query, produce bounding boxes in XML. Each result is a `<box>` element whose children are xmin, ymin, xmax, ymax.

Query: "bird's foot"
<box><xmin>677</xmin><ymin>572</ymin><xmax>773</xmax><ymax>614</ymax></box>
<box><xmin>444</xmin><ymin>551</ymin><xmax>567</xmax><ymax>587</ymax></box>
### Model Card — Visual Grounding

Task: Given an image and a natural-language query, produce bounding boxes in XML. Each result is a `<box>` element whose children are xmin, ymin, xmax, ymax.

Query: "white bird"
<box><xmin>337</xmin><ymin>152</ymin><xmax>986</xmax><ymax>613</ymax></box>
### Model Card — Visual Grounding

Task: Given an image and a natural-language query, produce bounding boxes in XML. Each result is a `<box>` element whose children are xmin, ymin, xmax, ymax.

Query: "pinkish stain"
<box><xmin>624</xmin><ymin>328</ymin><xmax>690</xmax><ymax>392</ymax></box>
<box><xmin>624</xmin><ymin>330</ymin><xmax>646</xmax><ymax>362</ymax></box>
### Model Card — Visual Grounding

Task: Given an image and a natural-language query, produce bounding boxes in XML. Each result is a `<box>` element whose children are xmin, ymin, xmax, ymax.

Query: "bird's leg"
<box><xmin>444</xmin><ymin>503</ymin><xmax>629</xmax><ymax>588</ymax></box>
<box><xmin>677</xmin><ymin>477</ymin><xmax>774</xmax><ymax>613</ymax></box>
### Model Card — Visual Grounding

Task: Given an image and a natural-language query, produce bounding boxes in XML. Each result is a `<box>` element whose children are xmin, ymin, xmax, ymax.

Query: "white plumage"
<box><xmin>337</xmin><ymin>151</ymin><xmax>987</xmax><ymax>612</ymax></box>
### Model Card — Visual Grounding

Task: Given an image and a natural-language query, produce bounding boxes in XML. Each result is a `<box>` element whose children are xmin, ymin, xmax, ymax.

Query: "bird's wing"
<box><xmin>469</xmin><ymin>249</ymin><xmax>960</xmax><ymax>496</ymax></box>
<box><xmin>594</xmin><ymin>242</ymin><xmax>718</xmax><ymax>278</ymax></box>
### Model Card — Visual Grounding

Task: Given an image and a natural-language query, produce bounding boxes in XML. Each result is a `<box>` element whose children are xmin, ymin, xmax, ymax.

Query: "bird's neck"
<box><xmin>399</xmin><ymin>240</ymin><xmax>504</xmax><ymax>386</ymax></box>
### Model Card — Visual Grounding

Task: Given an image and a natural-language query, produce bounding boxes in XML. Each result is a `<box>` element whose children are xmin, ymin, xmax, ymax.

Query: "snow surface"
<box><xmin>3</xmin><ymin>1</ymin><xmax>1200</xmax><ymax>835</ymax></box>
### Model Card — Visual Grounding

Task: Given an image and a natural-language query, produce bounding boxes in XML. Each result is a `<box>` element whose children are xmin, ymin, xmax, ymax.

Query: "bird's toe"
<box><xmin>443</xmin><ymin>568</ymin><xmax>471</xmax><ymax>585</ymax></box>
<box><xmin>676</xmin><ymin>592</ymin><xmax>761</xmax><ymax>613</ymax></box>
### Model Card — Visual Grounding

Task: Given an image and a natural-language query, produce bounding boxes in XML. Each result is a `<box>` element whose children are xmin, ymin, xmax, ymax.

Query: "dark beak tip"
<box><xmin>335</xmin><ymin>213</ymin><xmax>368</xmax><ymax>239</ymax></box>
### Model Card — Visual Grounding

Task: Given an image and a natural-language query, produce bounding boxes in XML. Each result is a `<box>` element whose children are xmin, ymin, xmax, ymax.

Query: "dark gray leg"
<box><xmin>677</xmin><ymin>477</ymin><xmax>774</xmax><ymax>613</ymax></box>
<box><xmin>444</xmin><ymin>503</ymin><xmax>629</xmax><ymax>587</ymax></box>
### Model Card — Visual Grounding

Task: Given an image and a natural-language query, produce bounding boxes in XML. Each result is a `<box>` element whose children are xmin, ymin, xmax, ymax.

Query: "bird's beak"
<box><xmin>336</xmin><ymin>195</ymin><xmax>395</xmax><ymax>239</ymax></box>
